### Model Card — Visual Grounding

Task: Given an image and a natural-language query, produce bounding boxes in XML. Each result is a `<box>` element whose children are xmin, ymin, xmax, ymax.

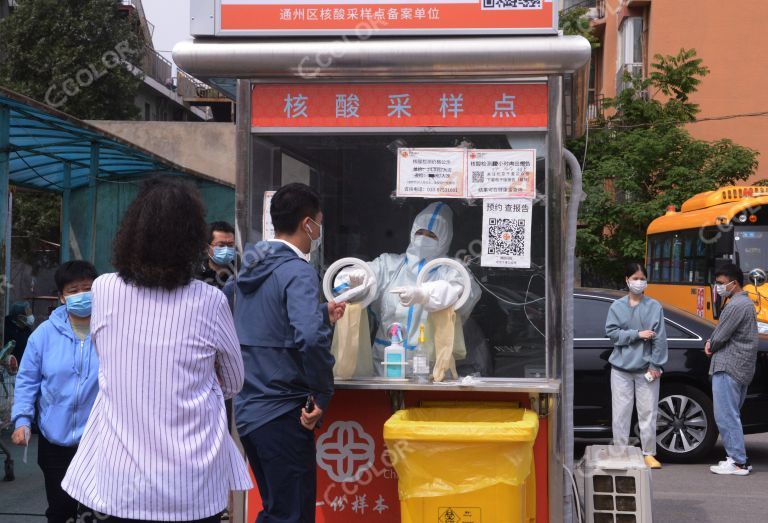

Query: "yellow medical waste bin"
<box><xmin>383</xmin><ymin>404</ymin><xmax>538</xmax><ymax>523</ymax></box>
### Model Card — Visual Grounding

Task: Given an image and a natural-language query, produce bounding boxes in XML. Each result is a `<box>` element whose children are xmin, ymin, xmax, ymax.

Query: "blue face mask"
<box><xmin>210</xmin><ymin>246</ymin><xmax>235</xmax><ymax>266</ymax></box>
<box><xmin>65</xmin><ymin>291</ymin><xmax>92</xmax><ymax>318</ymax></box>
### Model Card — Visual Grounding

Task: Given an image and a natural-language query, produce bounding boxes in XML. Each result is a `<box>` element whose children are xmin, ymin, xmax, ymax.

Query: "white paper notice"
<box><xmin>467</xmin><ymin>149</ymin><xmax>536</xmax><ymax>199</ymax></box>
<box><xmin>396</xmin><ymin>148</ymin><xmax>466</xmax><ymax>198</ymax></box>
<box><xmin>262</xmin><ymin>191</ymin><xmax>276</xmax><ymax>240</ymax></box>
<box><xmin>481</xmin><ymin>199</ymin><xmax>532</xmax><ymax>268</ymax></box>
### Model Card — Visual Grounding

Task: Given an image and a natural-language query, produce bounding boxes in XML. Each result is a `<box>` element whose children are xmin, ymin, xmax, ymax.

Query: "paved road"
<box><xmin>4</xmin><ymin>432</ymin><xmax>768</xmax><ymax>522</ymax></box>
<box><xmin>0</xmin><ymin>433</ymin><xmax>46</xmax><ymax>522</ymax></box>
<box><xmin>649</xmin><ymin>432</ymin><xmax>768</xmax><ymax>523</ymax></box>
<box><xmin>578</xmin><ymin>432</ymin><xmax>768</xmax><ymax>523</ymax></box>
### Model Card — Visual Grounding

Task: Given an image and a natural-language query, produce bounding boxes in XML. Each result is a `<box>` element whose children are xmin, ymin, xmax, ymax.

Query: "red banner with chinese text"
<box><xmin>251</xmin><ymin>83</ymin><xmax>548</xmax><ymax>129</ymax></box>
<box><xmin>246</xmin><ymin>390</ymin><xmax>401</xmax><ymax>522</ymax></box>
<box><xmin>221</xmin><ymin>0</ymin><xmax>556</xmax><ymax>35</ymax></box>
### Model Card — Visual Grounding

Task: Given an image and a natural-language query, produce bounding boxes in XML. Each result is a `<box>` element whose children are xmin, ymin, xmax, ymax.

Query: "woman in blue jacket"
<box><xmin>11</xmin><ymin>260</ymin><xmax>98</xmax><ymax>523</ymax></box>
<box><xmin>605</xmin><ymin>262</ymin><xmax>668</xmax><ymax>470</ymax></box>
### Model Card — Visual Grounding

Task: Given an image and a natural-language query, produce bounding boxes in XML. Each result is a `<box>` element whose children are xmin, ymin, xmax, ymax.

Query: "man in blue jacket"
<box><xmin>11</xmin><ymin>260</ymin><xmax>98</xmax><ymax>523</ymax></box>
<box><xmin>232</xmin><ymin>183</ymin><xmax>345</xmax><ymax>523</ymax></box>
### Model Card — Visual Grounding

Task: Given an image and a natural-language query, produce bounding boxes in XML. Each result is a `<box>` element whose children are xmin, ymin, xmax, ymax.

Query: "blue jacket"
<box><xmin>11</xmin><ymin>305</ymin><xmax>99</xmax><ymax>447</ymax></box>
<box><xmin>232</xmin><ymin>241</ymin><xmax>334</xmax><ymax>437</ymax></box>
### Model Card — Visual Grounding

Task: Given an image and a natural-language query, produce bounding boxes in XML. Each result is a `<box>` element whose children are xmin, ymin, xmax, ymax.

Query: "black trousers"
<box><xmin>240</xmin><ymin>409</ymin><xmax>316</xmax><ymax>523</ymax></box>
<box><xmin>37</xmin><ymin>433</ymin><xmax>79</xmax><ymax>523</ymax></box>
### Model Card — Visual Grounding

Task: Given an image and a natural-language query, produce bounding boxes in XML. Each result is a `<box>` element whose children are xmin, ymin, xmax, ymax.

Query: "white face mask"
<box><xmin>627</xmin><ymin>279</ymin><xmax>647</xmax><ymax>295</ymax></box>
<box><xmin>715</xmin><ymin>281</ymin><xmax>735</xmax><ymax>298</ymax></box>
<box><xmin>409</xmin><ymin>234</ymin><xmax>441</xmax><ymax>260</ymax></box>
<box><xmin>25</xmin><ymin>314</ymin><xmax>35</xmax><ymax>327</ymax></box>
<box><xmin>305</xmin><ymin>218</ymin><xmax>323</xmax><ymax>253</ymax></box>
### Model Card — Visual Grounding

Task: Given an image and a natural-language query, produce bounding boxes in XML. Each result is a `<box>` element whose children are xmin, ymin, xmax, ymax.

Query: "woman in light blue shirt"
<box><xmin>605</xmin><ymin>262</ymin><xmax>668</xmax><ymax>469</ymax></box>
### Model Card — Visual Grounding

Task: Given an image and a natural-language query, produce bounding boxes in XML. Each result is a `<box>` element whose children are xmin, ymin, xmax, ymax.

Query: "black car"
<box><xmin>574</xmin><ymin>288</ymin><xmax>768</xmax><ymax>462</ymax></box>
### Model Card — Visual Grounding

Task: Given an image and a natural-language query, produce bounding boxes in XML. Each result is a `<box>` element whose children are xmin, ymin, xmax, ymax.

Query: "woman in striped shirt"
<box><xmin>62</xmin><ymin>178</ymin><xmax>251</xmax><ymax>522</ymax></box>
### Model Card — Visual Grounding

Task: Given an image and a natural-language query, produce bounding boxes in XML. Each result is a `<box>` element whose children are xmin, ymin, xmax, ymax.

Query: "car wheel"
<box><xmin>654</xmin><ymin>384</ymin><xmax>718</xmax><ymax>463</ymax></box>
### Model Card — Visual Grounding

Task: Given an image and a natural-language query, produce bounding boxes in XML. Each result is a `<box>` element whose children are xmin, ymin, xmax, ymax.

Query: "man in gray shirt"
<box><xmin>706</xmin><ymin>263</ymin><xmax>758</xmax><ymax>476</ymax></box>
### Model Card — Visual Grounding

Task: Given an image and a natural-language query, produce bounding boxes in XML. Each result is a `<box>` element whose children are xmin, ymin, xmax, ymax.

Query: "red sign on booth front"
<box><xmin>220</xmin><ymin>0</ymin><xmax>557</xmax><ymax>36</ymax></box>
<box><xmin>247</xmin><ymin>390</ymin><xmax>401</xmax><ymax>522</ymax></box>
<box><xmin>251</xmin><ymin>83</ymin><xmax>548</xmax><ymax>130</ymax></box>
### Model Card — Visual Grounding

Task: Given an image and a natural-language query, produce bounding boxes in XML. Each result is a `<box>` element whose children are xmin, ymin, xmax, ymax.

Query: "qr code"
<box><xmin>482</xmin><ymin>0</ymin><xmax>543</xmax><ymax>9</ymax></box>
<box><xmin>487</xmin><ymin>218</ymin><xmax>526</xmax><ymax>256</ymax></box>
<box><xmin>472</xmin><ymin>172</ymin><xmax>484</xmax><ymax>183</ymax></box>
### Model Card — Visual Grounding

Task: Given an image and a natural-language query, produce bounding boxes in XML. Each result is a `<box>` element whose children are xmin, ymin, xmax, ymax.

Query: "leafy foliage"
<box><xmin>11</xmin><ymin>189</ymin><xmax>61</xmax><ymax>271</ymax></box>
<box><xmin>559</xmin><ymin>7</ymin><xmax>600</xmax><ymax>49</ymax></box>
<box><xmin>570</xmin><ymin>49</ymin><xmax>758</xmax><ymax>286</ymax></box>
<box><xmin>0</xmin><ymin>0</ymin><xmax>145</xmax><ymax>119</ymax></box>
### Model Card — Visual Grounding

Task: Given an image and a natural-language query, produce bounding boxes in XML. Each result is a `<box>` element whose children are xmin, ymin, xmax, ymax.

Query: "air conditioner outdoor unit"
<box><xmin>577</xmin><ymin>445</ymin><xmax>653</xmax><ymax>523</ymax></box>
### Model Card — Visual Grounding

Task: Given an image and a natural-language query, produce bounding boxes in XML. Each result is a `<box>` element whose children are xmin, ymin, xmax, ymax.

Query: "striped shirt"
<box><xmin>62</xmin><ymin>273</ymin><xmax>252</xmax><ymax>520</ymax></box>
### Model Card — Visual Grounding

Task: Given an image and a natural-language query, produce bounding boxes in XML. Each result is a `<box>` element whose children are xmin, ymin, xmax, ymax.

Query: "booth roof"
<box><xmin>0</xmin><ymin>87</ymin><xmax>214</xmax><ymax>192</ymax></box>
<box><xmin>173</xmin><ymin>35</ymin><xmax>592</xmax><ymax>99</ymax></box>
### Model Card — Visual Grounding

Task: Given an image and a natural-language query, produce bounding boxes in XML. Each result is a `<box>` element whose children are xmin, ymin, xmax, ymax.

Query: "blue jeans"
<box><xmin>712</xmin><ymin>371</ymin><xmax>749</xmax><ymax>464</ymax></box>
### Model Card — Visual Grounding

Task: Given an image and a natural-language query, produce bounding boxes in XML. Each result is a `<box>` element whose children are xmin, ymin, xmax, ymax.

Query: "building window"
<box><xmin>144</xmin><ymin>102</ymin><xmax>151</xmax><ymax>121</ymax></box>
<box><xmin>616</xmin><ymin>16</ymin><xmax>644</xmax><ymax>94</ymax></box>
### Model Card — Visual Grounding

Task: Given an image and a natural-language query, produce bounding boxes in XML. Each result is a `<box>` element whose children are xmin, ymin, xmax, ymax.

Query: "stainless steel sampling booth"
<box><xmin>175</xmin><ymin>2</ymin><xmax>589</xmax><ymax>520</ymax></box>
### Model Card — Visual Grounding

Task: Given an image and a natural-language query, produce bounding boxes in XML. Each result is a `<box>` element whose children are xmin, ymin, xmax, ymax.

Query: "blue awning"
<box><xmin>1</xmin><ymin>86</ymin><xmax>212</xmax><ymax>192</ymax></box>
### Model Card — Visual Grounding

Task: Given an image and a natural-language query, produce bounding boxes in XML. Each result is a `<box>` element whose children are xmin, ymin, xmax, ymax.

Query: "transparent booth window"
<box><xmin>248</xmin><ymin>134</ymin><xmax>547</xmax><ymax>380</ymax></box>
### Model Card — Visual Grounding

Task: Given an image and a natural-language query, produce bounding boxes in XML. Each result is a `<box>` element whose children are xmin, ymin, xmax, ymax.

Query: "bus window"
<box><xmin>661</xmin><ymin>237</ymin><xmax>672</xmax><ymax>281</ymax></box>
<box><xmin>647</xmin><ymin>229</ymin><xmax>716</xmax><ymax>285</ymax></box>
<box><xmin>648</xmin><ymin>234</ymin><xmax>672</xmax><ymax>283</ymax></box>
<box><xmin>735</xmin><ymin>227</ymin><xmax>768</xmax><ymax>274</ymax></box>
<box><xmin>684</xmin><ymin>236</ymin><xmax>694</xmax><ymax>257</ymax></box>
<box><xmin>671</xmin><ymin>236</ymin><xmax>683</xmax><ymax>282</ymax></box>
<box><xmin>650</xmin><ymin>238</ymin><xmax>663</xmax><ymax>281</ymax></box>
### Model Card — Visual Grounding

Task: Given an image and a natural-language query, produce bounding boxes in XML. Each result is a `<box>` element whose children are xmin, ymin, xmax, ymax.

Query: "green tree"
<box><xmin>559</xmin><ymin>6</ymin><xmax>600</xmax><ymax>49</ymax></box>
<box><xmin>0</xmin><ymin>0</ymin><xmax>145</xmax><ymax>120</ymax></box>
<box><xmin>570</xmin><ymin>49</ymin><xmax>759</xmax><ymax>286</ymax></box>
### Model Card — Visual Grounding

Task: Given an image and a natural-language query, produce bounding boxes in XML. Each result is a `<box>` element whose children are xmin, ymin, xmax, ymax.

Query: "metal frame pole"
<box><xmin>235</xmin><ymin>79</ymin><xmax>252</xmax><ymax>252</ymax></box>
<box><xmin>546</xmin><ymin>75</ymin><xmax>567</xmax><ymax>523</ymax></box>
<box><xmin>230</xmin><ymin>78</ymin><xmax>253</xmax><ymax>523</ymax></box>
<box><xmin>60</xmin><ymin>162</ymin><xmax>71</xmax><ymax>263</ymax></box>
<box><xmin>0</xmin><ymin>104</ymin><xmax>10</xmax><ymax>333</ymax></box>
<box><xmin>86</xmin><ymin>142</ymin><xmax>99</xmax><ymax>264</ymax></box>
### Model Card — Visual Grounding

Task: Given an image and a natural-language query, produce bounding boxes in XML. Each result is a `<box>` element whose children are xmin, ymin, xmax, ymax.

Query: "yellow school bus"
<box><xmin>645</xmin><ymin>186</ymin><xmax>768</xmax><ymax>331</ymax></box>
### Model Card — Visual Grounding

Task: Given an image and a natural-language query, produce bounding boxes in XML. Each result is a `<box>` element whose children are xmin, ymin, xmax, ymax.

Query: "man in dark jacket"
<box><xmin>195</xmin><ymin>221</ymin><xmax>236</xmax><ymax>290</ymax></box>
<box><xmin>232</xmin><ymin>183</ymin><xmax>345</xmax><ymax>522</ymax></box>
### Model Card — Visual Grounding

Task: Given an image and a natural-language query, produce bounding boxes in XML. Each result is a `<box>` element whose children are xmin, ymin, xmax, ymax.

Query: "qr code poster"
<box><xmin>482</xmin><ymin>0</ymin><xmax>544</xmax><ymax>9</ymax></box>
<box><xmin>481</xmin><ymin>199</ymin><xmax>532</xmax><ymax>268</ymax></box>
<box><xmin>468</xmin><ymin>149</ymin><xmax>536</xmax><ymax>199</ymax></box>
<box><xmin>262</xmin><ymin>191</ymin><xmax>276</xmax><ymax>240</ymax></box>
<box><xmin>396</xmin><ymin>148</ymin><xmax>467</xmax><ymax>198</ymax></box>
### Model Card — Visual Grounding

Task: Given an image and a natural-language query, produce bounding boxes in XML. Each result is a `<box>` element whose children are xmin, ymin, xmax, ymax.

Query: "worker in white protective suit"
<box><xmin>334</xmin><ymin>202</ymin><xmax>481</xmax><ymax>376</ymax></box>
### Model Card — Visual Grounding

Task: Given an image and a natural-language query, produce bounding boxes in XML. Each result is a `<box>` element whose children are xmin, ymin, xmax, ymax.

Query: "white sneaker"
<box><xmin>717</xmin><ymin>457</ymin><xmax>753</xmax><ymax>471</ymax></box>
<box><xmin>710</xmin><ymin>461</ymin><xmax>750</xmax><ymax>475</ymax></box>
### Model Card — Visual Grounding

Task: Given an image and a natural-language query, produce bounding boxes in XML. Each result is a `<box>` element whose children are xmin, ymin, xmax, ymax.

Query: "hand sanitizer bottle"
<box><xmin>384</xmin><ymin>323</ymin><xmax>406</xmax><ymax>379</ymax></box>
<box><xmin>412</xmin><ymin>324</ymin><xmax>430</xmax><ymax>384</ymax></box>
